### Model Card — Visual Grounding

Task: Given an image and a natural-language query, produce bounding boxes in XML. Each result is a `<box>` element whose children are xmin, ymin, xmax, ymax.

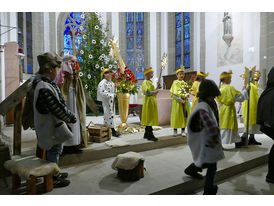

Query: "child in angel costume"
<box><xmin>97</xmin><ymin>68</ymin><xmax>121</xmax><ymax>137</ymax></box>
<box><xmin>240</xmin><ymin>70</ymin><xmax>262</xmax><ymax>145</ymax></box>
<box><xmin>141</xmin><ymin>67</ymin><xmax>159</xmax><ymax>142</ymax></box>
<box><xmin>170</xmin><ymin>66</ymin><xmax>190</xmax><ymax>136</ymax></box>
<box><xmin>190</xmin><ymin>72</ymin><xmax>208</xmax><ymax>114</ymax></box>
<box><xmin>216</xmin><ymin>71</ymin><xmax>250</xmax><ymax>148</ymax></box>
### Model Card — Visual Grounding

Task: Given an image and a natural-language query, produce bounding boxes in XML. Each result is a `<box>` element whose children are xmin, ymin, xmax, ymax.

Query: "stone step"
<box><xmin>151</xmin><ymin>152</ymin><xmax>268</xmax><ymax>195</ymax></box>
<box><xmin>60</xmin><ymin>135</ymin><xmax>187</xmax><ymax>167</ymax></box>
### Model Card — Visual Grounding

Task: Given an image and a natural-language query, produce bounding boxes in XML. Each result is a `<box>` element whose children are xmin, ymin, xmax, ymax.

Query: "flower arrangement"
<box><xmin>179</xmin><ymin>74</ymin><xmax>196</xmax><ymax>99</ymax></box>
<box><xmin>111</xmin><ymin>67</ymin><xmax>139</xmax><ymax>95</ymax></box>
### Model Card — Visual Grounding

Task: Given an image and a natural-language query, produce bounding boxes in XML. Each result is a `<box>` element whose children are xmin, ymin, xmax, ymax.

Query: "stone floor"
<box><xmin>1</xmin><ymin>115</ymin><xmax>273</xmax><ymax>195</ymax></box>
<box><xmin>195</xmin><ymin>165</ymin><xmax>274</xmax><ymax>195</ymax></box>
<box><xmin>0</xmin><ymin>133</ymin><xmax>273</xmax><ymax>195</ymax></box>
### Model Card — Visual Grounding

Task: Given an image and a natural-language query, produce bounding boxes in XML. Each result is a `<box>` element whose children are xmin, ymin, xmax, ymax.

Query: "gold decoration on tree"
<box><xmin>110</xmin><ymin>38</ymin><xmax>126</xmax><ymax>73</ymax></box>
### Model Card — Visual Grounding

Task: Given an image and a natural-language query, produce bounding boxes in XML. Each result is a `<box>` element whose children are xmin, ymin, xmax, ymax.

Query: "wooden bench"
<box><xmin>4</xmin><ymin>156</ymin><xmax>59</xmax><ymax>194</ymax></box>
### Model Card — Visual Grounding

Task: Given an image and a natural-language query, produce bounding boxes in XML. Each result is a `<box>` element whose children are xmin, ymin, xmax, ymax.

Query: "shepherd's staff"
<box><xmin>245</xmin><ymin>69</ymin><xmax>253</xmax><ymax>146</ymax></box>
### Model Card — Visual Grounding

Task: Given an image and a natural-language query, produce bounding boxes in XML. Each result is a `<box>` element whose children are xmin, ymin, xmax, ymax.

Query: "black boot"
<box><xmin>235</xmin><ymin>134</ymin><xmax>248</xmax><ymax>148</ymax></box>
<box><xmin>146</xmin><ymin>126</ymin><xmax>158</xmax><ymax>142</ymax></box>
<box><xmin>248</xmin><ymin>134</ymin><xmax>262</xmax><ymax>145</ymax></box>
<box><xmin>203</xmin><ymin>185</ymin><xmax>218</xmax><ymax>195</ymax></box>
<box><xmin>144</xmin><ymin>126</ymin><xmax>150</xmax><ymax>139</ymax></box>
<box><xmin>111</xmin><ymin>128</ymin><xmax>121</xmax><ymax>137</ymax></box>
<box><xmin>184</xmin><ymin>163</ymin><xmax>203</xmax><ymax>179</ymax></box>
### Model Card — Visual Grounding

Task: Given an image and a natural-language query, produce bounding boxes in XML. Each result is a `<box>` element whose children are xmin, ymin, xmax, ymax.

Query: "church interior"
<box><xmin>1</xmin><ymin>1</ymin><xmax>274</xmax><ymax>199</ymax></box>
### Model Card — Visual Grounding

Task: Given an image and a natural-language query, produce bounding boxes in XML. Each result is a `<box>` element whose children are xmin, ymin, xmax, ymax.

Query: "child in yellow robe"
<box><xmin>216</xmin><ymin>71</ymin><xmax>250</xmax><ymax>148</ymax></box>
<box><xmin>241</xmin><ymin>70</ymin><xmax>261</xmax><ymax>145</ymax></box>
<box><xmin>141</xmin><ymin>67</ymin><xmax>159</xmax><ymax>142</ymax></box>
<box><xmin>190</xmin><ymin>72</ymin><xmax>208</xmax><ymax>114</ymax></box>
<box><xmin>170</xmin><ymin>66</ymin><xmax>190</xmax><ymax>136</ymax></box>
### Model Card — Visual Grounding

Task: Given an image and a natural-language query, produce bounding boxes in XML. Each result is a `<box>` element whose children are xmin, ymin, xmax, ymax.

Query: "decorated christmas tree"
<box><xmin>77</xmin><ymin>12</ymin><xmax>117</xmax><ymax>100</ymax></box>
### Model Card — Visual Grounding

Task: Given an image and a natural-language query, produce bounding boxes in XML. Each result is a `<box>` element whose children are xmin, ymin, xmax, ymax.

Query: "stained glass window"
<box><xmin>126</xmin><ymin>12</ymin><xmax>144</xmax><ymax>80</ymax></box>
<box><xmin>26</xmin><ymin>12</ymin><xmax>33</xmax><ymax>74</ymax></box>
<box><xmin>175</xmin><ymin>12</ymin><xmax>182</xmax><ymax>70</ymax></box>
<box><xmin>63</xmin><ymin>12</ymin><xmax>85</xmax><ymax>57</ymax></box>
<box><xmin>175</xmin><ymin>12</ymin><xmax>191</xmax><ymax>70</ymax></box>
<box><xmin>183</xmin><ymin>12</ymin><xmax>190</xmax><ymax>68</ymax></box>
<box><xmin>17</xmin><ymin>12</ymin><xmax>24</xmax><ymax>72</ymax></box>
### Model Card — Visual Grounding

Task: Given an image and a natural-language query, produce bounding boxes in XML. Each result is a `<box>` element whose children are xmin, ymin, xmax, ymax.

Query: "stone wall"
<box><xmin>260</xmin><ymin>13</ymin><xmax>274</xmax><ymax>89</ymax></box>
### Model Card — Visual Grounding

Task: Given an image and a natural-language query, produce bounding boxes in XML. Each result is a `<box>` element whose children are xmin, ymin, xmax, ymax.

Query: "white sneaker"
<box><xmin>173</xmin><ymin>129</ymin><xmax>178</xmax><ymax>136</ymax></box>
<box><xmin>181</xmin><ymin>131</ymin><xmax>187</xmax><ymax>137</ymax></box>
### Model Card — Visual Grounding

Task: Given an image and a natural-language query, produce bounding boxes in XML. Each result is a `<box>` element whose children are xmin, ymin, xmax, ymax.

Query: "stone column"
<box><xmin>260</xmin><ymin>12</ymin><xmax>274</xmax><ymax>89</ymax></box>
<box><xmin>200</xmin><ymin>12</ymin><xmax>206</xmax><ymax>73</ymax></box>
<box><xmin>32</xmin><ymin>12</ymin><xmax>44</xmax><ymax>73</ymax></box>
<box><xmin>49</xmin><ymin>12</ymin><xmax>57</xmax><ymax>53</ymax></box>
<box><xmin>167</xmin><ymin>12</ymin><xmax>176</xmax><ymax>75</ymax></box>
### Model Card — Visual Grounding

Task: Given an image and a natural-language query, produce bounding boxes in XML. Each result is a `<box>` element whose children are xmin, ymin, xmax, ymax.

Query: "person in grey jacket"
<box><xmin>185</xmin><ymin>79</ymin><xmax>224</xmax><ymax>195</ymax></box>
<box><xmin>32</xmin><ymin>52</ymin><xmax>76</xmax><ymax>188</ymax></box>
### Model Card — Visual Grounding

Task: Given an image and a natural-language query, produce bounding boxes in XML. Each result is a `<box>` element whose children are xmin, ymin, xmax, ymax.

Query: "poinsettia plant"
<box><xmin>111</xmin><ymin>67</ymin><xmax>139</xmax><ymax>95</ymax></box>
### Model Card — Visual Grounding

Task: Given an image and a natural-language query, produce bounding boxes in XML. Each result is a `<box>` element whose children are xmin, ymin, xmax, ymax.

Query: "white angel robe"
<box><xmin>97</xmin><ymin>79</ymin><xmax>115</xmax><ymax>128</ymax></box>
<box><xmin>63</xmin><ymin>84</ymin><xmax>81</xmax><ymax>146</ymax></box>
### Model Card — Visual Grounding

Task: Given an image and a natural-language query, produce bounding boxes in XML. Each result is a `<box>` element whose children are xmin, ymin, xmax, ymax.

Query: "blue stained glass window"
<box><xmin>183</xmin><ymin>39</ymin><xmax>190</xmax><ymax>55</ymax></box>
<box><xmin>70</xmin><ymin>12</ymin><xmax>82</xmax><ymax>25</ymax></box>
<box><xmin>183</xmin><ymin>12</ymin><xmax>190</xmax><ymax>68</ymax></box>
<box><xmin>64</xmin><ymin>12</ymin><xmax>85</xmax><ymax>56</ymax></box>
<box><xmin>126</xmin><ymin>12</ymin><xmax>145</xmax><ymax>80</ymax></box>
<box><xmin>127</xmin><ymin>52</ymin><xmax>135</xmax><ymax>67</ymax></box>
<box><xmin>175</xmin><ymin>12</ymin><xmax>182</xmax><ymax>69</ymax></box>
<box><xmin>127</xmin><ymin>23</ymin><xmax>134</xmax><ymax>49</ymax></box>
<box><xmin>64</xmin><ymin>26</ymin><xmax>73</xmax><ymax>55</ymax></box>
<box><xmin>126</xmin><ymin>12</ymin><xmax>134</xmax><ymax>22</ymax></box>
<box><xmin>184</xmin><ymin>24</ymin><xmax>190</xmax><ymax>39</ymax></box>
<box><xmin>184</xmin><ymin>54</ymin><xmax>190</xmax><ymax>68</ymax></box>
<box><xmin>136</xmin><ymin>73</ymin><xmax>144</xmax><ymax>79</ymax></box>
<box><xmin>17</xmin><ymin>12</ymin><xmax>24</xmax><ymax>72</ymax></box>
<box><xmin>176</xmin><ymin>56</ymin><xmax>182</xmax><ymax>70</ymax></box>
<box><xmin>175</xmin><ymin>12</ymin><xmax>191</xmax><ymax>69</ymax></box>
<box><xmin>183</xmin><ymin>12</ymin><xmax>190</xmax><ymax>24</ymax></box>
<box><xmin>136</xmin><ymin>23</ymin><xmax>143</xmax><ymax>49</ymax></box>
<box><xmin>176</xmin><ymin>12</ymin><xmax>182</xmax><ymax>27</ymax></box>
<box><xmin>74</xmin><ymin>32</ymin><xmax>82</xmax><ymax>51</ymax></box>
<box><xmin>136</xmin><ymin>12</ymin><xmax>144</xmax><ymax>22</ymax></box>
<box><xmin>65</xmin><ymin>17</ymin><xmax>73</xmax><ymax>24</ymax></box>
<box><xmin>176</xmin><ymin>27</ymin><xmax>182</xmax><ymax>43</ymax></box>
<box><xmin>176</xmin><ymin>41</ymin><xmax>182</xmax><ymax>56</ymax></box>
<box><xmin>26</xmin><ymin>12</ymin><xmax>33</xmax><ymax>74</ymax></box>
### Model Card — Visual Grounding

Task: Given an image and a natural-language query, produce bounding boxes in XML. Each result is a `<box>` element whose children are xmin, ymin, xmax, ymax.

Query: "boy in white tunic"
<box><xmin>97</xmin><ymin>68</ymin><xmax>120</xmax><ymax>137</ymax></box>
<box><xmin>185</xmin><ymin>79</ymin><xmax>225</xmax><ymax>195</ymax></box>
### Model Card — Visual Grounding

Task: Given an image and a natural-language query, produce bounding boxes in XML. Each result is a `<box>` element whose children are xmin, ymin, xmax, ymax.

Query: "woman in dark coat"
<box><xmin>257</xmin><ymin>66</ymin><xmax>274</xmax><ymax>183</ymax></box>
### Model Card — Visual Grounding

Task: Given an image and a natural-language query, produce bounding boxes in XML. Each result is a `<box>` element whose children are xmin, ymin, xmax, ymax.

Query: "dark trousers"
<box><xmin>267</xmin><ymin>144</ymin><xmax>274</xmax><ymax>178</ymax></box>
<box><xmin>203</xmin><ymin>163</ymin><xmax>217</xmax><ymax>190</ymax></box>
<box><xmin>260</xmin><ymin>126</ymin><xmax>274</xmax><ymax>178</ymax></box>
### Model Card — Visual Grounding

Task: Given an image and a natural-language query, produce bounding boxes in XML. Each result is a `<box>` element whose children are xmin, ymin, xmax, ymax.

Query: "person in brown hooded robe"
<box><xmin>56</xmin><ymin>55</ymin><xmax>88</xmax><ymax>153</ymax></box>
